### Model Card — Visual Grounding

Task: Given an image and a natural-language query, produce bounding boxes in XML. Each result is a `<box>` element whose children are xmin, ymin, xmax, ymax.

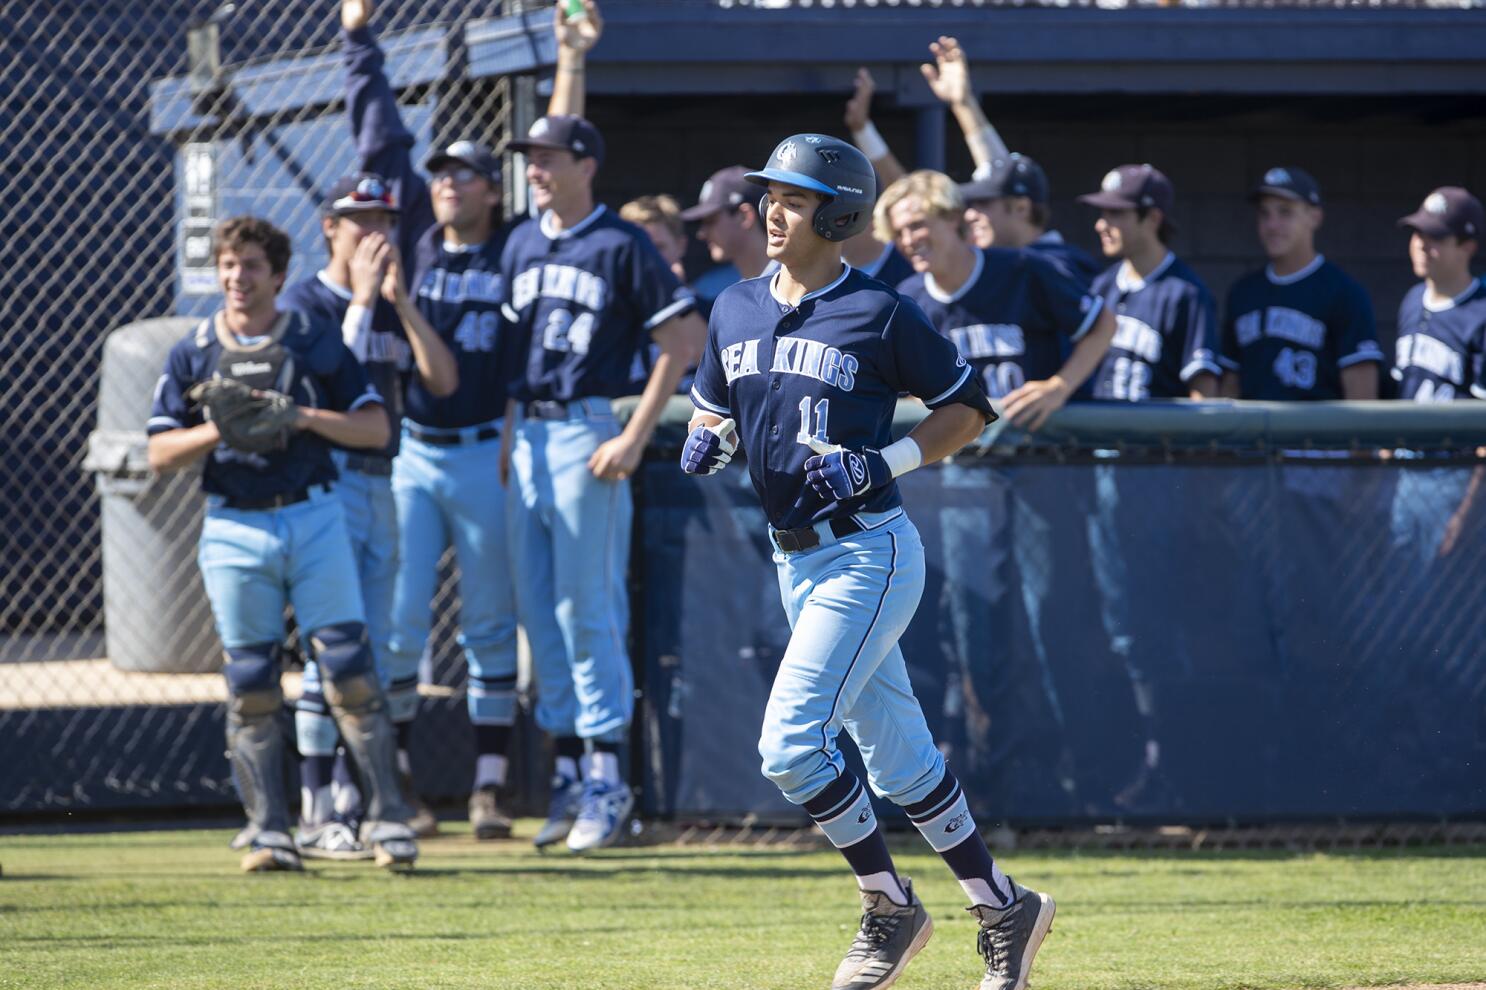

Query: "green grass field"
<box><xmin>1</xmin><ymin>823</ymin><xmax>1483</xmax><ymax>990</ymax></box>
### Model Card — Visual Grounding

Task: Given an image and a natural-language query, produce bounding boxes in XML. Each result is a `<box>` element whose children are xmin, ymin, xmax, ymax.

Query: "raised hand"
<box><xmin>341</xmin><ymin>0</ymin><xmax>372</xmax><ymax>32</ymax></box>
<box><xmin>920</xmin><ymin>35</ymin><xmax>974</xmax><ymax>107</ymax></box>
<box><xmin>554</xmin><ymin>0</ymin><xmax>603</xmax><ymax>54</ymax></box>
<box><xmin>843</xmin><ymin>67</ymin><xmax>876</xmax><ymax>132</ymax></box>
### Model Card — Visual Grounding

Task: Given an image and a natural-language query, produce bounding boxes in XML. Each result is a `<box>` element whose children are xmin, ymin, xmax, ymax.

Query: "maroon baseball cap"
<box><xmin>680</xmin><ymin>166</ymin><xmax>755</xmax><ymax>221</ymax></box>
<box><xmin>1078</xmin><ymin>164</ymin><xmax>1175</xmax><ymax>214</ymax></box>
<box><xmin>1398</xmin><ymin>186</ymin><xmax>1484</xmax><ymax>241</ymax></box>
<box><xmin>508</xmin><ymin>114</ymin><xmax>606</xmax><ymax>167</ymax></box>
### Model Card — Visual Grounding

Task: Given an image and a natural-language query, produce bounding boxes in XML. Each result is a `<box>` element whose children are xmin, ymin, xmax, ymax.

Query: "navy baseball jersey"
<box><xmin>859</xmin><ymin>240</ymin><xmax>913</xmax><ymax>288</ymax></box>
<box><xmin>692</xmin><ymin>266</ymin><xmax>993</xmax><ymax>531</ymax></box>
<box><xmin>1088</xmin><ymin>252</ymin><xmax>1220</xmax><ymax>400</ymax></box>
<box><xmin>148</xmin><ymin>310</ymin><xmax>381</xmax><ymax>501</ymax></box>
<box><xmin>280</xmin><ymin>272</ymin><xmax>408</xmax><ymax>457</ymax></box>
<box><xmin>896</xmin><ymin>247</ymin><xmax>1103</xmax><ymax>401</ymax></box>
<box><xmin>1219</xmin><ymin>255</ymin><xmax>1382</xmax><ymax>400</ymax></box>
<box><xmin>1028</xmin><ymin>230</ymin><xmax>1102</xmax><ymax>288</ymax></box>
<box><xmin>407</xmin><ymin>225</ymin><xmax>515</xmax><ymax>427</ymax></box>
<box><xmin>503</xmin><ymin>206</ymin><xmax>696</xmax><ymax>403</ymax></box>
<box><xmin>1392</xmin><ymin>280</ymin><xmax>1486</xmax><ymax>402</ymax></box>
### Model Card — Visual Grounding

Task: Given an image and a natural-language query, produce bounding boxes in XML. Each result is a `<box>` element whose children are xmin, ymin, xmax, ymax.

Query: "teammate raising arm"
<box><xmin>685</xmin><ymin>135</ymin><xmax>1055</xmax><ymax>990</ymax></box>
<box><xmin>841</xmin><ymin>69</ymin><xmax>915</xmax><ymax>284</ymax></box>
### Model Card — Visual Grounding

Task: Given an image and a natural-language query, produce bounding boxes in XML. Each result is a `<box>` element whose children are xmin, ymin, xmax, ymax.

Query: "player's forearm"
<box><xmin>624</xmin><ymin>351</ymin><xmax>689</xmax><ymax>449</ymax></box>
<box><xmin>951</xmin><ymin>99</ymin><xmax>1009</xmax><ymax>174</ymax></box>
<box><xmin>906</xmin><ymin>403</ymin><xmax>986</xmax><ymax>465</ymax></box>
<box><xmin>549</xmin><ymin>46</ymin><xmax>586</xmax><ymax>118</ymax></box>
<box><xmin>299</xmin><ymin>405</ymin><xmax>390</xmax><ymax>449</ymax></box>
<box><xmin>1054</xmin><ymin>308</ymin><xmax>1117</xmax><ymax>394</ymax></box>
<box><xmin>394</xmin><ymin>296</ymin><xmax>459</xmax><ymax>398</ymax></box>
<box><xmin>147</xmin><ymin>423</ymin><xmax>221</xmax><ymax>472</ymax></box>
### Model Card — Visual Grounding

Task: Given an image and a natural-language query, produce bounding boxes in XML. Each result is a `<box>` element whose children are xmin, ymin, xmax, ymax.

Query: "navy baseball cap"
<box><xmin>1398</xmin><ymin>186</ymin><xmax>1485</xmax><ymax>241</ymax></box>
<box><xmin>1250</xmin><ymin>166</ymin><xmax>1322</xmax><ymax>207</ymax></box>
<box><xmin>1078</xmin><ymin>164</ymin><xmax>1175</xmax><ymax>214</ymax></box>
<box><xmin>508</xmin><ymin>115</ymin><xmax>606</xmax><ymax>167</ymax></box>
<box><xmin>323</xmin><ymin>172</ymin><xmax>398</xmax><ymax>216</ymax></box>
<box><xmin>959</xmin><ymin>154</ymin><xmax>1050</xmax><ymax>205</ymax></box>
<box><xmin>424</xmin><ymin>140</ymin><xmax>501</xmax><ymax>183</ymax></box>
<box><xmin>681</xmin><ymin>166</ymin><xmax>755</xmax><ymax>221</ymax></box>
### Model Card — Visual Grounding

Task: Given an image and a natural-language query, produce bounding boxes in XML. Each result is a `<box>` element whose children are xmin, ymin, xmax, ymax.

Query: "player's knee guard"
<box><xmin>312</xmin><ymin>625</ymin><xmax>410</xmax><ymax>826</ymax></box>
<box><xmin>311</xmin><ymin>622</ymin><xmax>376</xmax><ymax>687</ymax></box>
<box><xmin>222</xmin><ymin>645</ymin><xmax>291</xmax><ymax>834</ymax></box>
<box><xmin>223</xmin><ymin>643</ymin><xmax>280</xmax><ymax>699</ymax></box>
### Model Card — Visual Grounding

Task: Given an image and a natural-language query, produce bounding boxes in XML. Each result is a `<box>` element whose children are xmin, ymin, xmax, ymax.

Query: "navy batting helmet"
<box><xmin>745</xmin><ymin>134</ymin><xmax>877</xmax><ymax>242</ymax></box>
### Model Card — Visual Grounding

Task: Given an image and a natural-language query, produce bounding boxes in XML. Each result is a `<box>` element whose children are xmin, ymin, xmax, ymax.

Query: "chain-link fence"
<box><xmin>4</xmin><ymin>0</ymin><xmax>1486</xmax><ymax>825</ymax></box>
<box><xmin>0</xmin><ymin>0</ymin><xmax>531</xmax><ymax>815</ymax></box>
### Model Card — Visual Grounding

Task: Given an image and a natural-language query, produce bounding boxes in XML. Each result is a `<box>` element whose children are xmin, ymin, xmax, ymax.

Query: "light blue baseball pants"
<box><xmin>508</xmin><ymin>398</ymin><xmax>633</xmax><ymax>742</ymax></box>
<box><xmin>387</xmin><ymin>423</ymin><xmax>518</xmax><ymax>729</ymax></box>
<box><xmin>758</xmin><ymin>509</ymin><xmax>946</xmax><ymax>808</ymax></box>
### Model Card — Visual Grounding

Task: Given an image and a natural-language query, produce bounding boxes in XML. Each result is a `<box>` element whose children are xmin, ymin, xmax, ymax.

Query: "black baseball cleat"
<box><xmin>830</xmin><ymin>877</ymin><xmax>934</xmax><ymax>990</ymax></box>
<box><xmin>969</xmin><ymin>881</ymin><xmax>1056</xmax><ymax>990</ymax></box>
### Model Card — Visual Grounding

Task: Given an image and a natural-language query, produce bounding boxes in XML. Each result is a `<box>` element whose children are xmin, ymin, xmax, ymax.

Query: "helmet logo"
<box><xmin>818</xmin><ymin>149</ymin><xmax>841</xmax><ymax>166</ymax></box>
<box><xmin>1264</xmin><ymin>167</ymin><xmax>1291</xmax><ymax>186</ymax></box>
<box><xmin>1425</xmin><ymin>193</ymin><xmax>1449</xmax><ymax>215</ymax></box>
<box><xmin>777</xmin><ymin>142</ymin><xmax>798</xmax><ymax>166</ymax></box>
<box><xmin>1101</xmin><ymin>170</ymin><xmax>1122</xmax><ymax>192</ymax></box>
<box><xmin>805</xmin><ymin>135</ymin><xmax>822</xmax><ymax>144</ymax></box>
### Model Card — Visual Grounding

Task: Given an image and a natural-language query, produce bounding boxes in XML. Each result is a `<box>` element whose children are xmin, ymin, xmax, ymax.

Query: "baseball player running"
<box><xmin>1219</xmin><ymin>167</ymin><xmax>1382</xmax><ymax>400</ymax></box>
<box><xmin>147</xmin><ymin>216</ymin><xmax>417</xmax><ymax>871</ymax></box>
<box><xmin>502</xmin><ymin>113</ymin><xmax>704</xmax><ymax>852</ymax></box>
<box><xmin>279</xmin><ymin>172</ymin><xmax>457</xmax><ymax>858</ymax></box>
<box><xmin>684</xmin><ymin>135</ymin><xmax>1054</xmax><ymax>990</ymax></box>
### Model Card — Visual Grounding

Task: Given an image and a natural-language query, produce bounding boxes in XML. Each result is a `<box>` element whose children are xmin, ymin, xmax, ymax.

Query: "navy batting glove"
<box><xmin>804</xmin><ymin>447</ymin><xmax>891</xmax><ymax>501</ymax></box>
<box><xmin>681</xmin><ymin>418</ymin><xmax>737</xmax><ymax>476</ymax></box>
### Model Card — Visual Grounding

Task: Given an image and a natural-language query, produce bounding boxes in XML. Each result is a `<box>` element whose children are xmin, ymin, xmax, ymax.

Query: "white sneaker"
<box><xmin>565</xmin><ymin>780</ymin><xmax>634</xmax><ymax>853</ymax></box>
<box><xmin>296</xmin><ymin>820</ymin><xmax>372</xmax><ymax>861</ymax></box>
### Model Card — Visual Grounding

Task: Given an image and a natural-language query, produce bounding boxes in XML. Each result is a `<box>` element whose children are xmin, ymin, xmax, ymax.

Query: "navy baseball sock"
<box><xmin>473</xmin><ymin>724</ymin><xmax>512</xmax><ymax>790</ymax></box>
<box><xmin>300</xmin><ymin>754</ymin><xmax>334</xmax><ymax>826</ymax></box>
<box><xmin>330</xmin><ymin>748</ymin><xmax>362</xmax><ymax>823</ymax></box>
<box><xmin>579</xmin><ymin>740</ymin><xmax>622</xmax><ymax>786</ymax></box>
<box><xmin>805</xmin><ymin>773</ymin><xmax>906</xmax><ymax>905</ymax></box>
<box><xmin>904</xmin><ymin>772</ymin><xmax>1012</xmax><ymax>908</ymax></box>
<box><xmin>554</xmin><ymin>735</ymin><xmax>584</xmax><ymax>784</ymax></box>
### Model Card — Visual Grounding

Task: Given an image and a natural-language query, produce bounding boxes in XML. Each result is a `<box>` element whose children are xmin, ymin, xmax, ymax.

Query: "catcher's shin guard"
<box><xmin>316</xmin><ymin>625</ymin><xmax>412</xmax><ymax>825</ymax></box>
<box><xmin>226</xmin><ymin>687</ymin><xmax>293</xmax><ymax>836</ymax></box>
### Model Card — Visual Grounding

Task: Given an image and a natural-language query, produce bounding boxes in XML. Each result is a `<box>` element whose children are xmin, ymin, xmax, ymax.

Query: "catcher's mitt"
<box><xmin>188</xmin><ymin>378</ymin><xmax>299</xmax><ymax>454</ymax></box>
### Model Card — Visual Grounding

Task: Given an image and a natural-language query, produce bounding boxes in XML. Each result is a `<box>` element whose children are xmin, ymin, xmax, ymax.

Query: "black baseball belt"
<box><xmin>221</xmin><ymin>483</ymin><xmax>331</xmax><ymax>511</ymax></box>
<box><xmin>770</xmin><ymin>516</ymin><xmax>864</xmax><ymax>554</ymax></box>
